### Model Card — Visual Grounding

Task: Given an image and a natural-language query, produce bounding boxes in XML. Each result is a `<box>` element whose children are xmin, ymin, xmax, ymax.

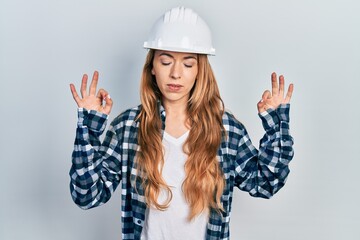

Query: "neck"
<box><xmin>162</xmin><ymin>99</ymin><xmax>188</xmax><ymax>118</ymax></box>
<box><xmin>162</xmin><ymin>98</ymin><xmax>190</xmax><ymax>137</ymax></box>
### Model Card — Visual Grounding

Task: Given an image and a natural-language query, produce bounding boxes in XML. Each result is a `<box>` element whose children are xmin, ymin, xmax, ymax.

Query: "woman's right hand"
<box><xmin>70</xmin><ymin>71</ymin><xmax>113</xmax><ymax>115</ymax></box>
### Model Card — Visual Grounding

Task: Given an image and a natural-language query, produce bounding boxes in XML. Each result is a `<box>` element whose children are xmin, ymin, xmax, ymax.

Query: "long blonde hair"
<box><xmin>136</xmin><ymin>49</ymin><xmax>225</xmax><ymax>220</ymax></box>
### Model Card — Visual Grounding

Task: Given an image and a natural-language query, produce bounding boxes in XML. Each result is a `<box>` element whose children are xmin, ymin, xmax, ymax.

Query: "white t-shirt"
<box><xmin>141</xmin><ymin>131</ymin><xmax>208</xmax><ymax>240</ymax></box>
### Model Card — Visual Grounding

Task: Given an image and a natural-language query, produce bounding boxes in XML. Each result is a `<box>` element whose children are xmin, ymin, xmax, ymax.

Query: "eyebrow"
<box><xmin>159</xmin><ymin>52</ymin><xmax>197</xmax><ymax>60</ymax></box>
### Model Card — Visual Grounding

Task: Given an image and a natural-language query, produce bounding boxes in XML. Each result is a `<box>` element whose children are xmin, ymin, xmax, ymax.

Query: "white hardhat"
<box><xmin>143</xmin><ymin>7</ymin><xmax>215</xmax><ymax>55</ymax></box>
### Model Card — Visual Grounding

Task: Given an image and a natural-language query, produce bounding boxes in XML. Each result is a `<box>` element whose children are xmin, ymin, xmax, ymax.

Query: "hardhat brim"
<box><xmin>143</xmin><ymin>44</ymin><xmax>216</xmax><ymax>56</ymax></box>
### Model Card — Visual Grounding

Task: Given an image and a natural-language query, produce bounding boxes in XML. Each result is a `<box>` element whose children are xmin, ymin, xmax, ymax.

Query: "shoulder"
<box><xmin>222</xmin><ymin>110</ymin><xmax>246</xmax><ymax>131</ymax></box>
<box><xmin>220</xmin><ymin>110</ymin><xmax>252</xmax><ymax>156</ymax></box>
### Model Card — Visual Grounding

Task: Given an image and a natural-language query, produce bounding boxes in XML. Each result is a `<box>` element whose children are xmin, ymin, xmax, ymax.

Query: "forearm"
<box><xmin>235</xmin><ymin>104</ymin><xmax>294</xmax><ymax>198</ymax></box>
<box><xmin>258</xmin><ymin>104</ymin><xmax>294</xmax><ymax>175</ymax></box>
<box><xmin>69</xmin><ymin>108</ymin><xmax>120</xmax><ymax>209</ymax></box>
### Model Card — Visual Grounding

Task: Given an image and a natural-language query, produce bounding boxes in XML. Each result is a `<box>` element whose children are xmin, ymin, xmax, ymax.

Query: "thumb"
<box><xmin>257</xmin><ymin>99</ymin><xmax>266</xmax><ymax>113</ymax></box>
<box><xmin>257</xmin><ymin>90</ymin><xmax>270</xmax><ymax>113</ymax></box>
<box><xmin>103</xmin><ymin>94</ymin><xmax>113</xmax><ymax>115</ymax></box>
<box><xmin>97</xmin><ymin>89</ymin><xmax>113</xmax><ymax>115</ymax></box>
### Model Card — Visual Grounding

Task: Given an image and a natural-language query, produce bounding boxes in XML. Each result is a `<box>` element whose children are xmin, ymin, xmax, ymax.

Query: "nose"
<box><xmin>170</xmin><ymin>62</ymin><xmax>182</xmax><ymax>79</ymax></box>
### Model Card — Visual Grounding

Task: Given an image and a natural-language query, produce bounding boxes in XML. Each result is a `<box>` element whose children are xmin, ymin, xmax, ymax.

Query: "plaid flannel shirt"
<box><xmin>70</xmin><ymin>103</ymin><xmax>294</xmax><ymax>240</ymax></box>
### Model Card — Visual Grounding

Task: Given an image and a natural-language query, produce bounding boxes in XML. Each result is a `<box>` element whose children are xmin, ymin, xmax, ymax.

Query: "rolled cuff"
<box><xmin>77</xmin><ymin>108</ymin><xmax>108</xmax><ymax>133</ymax></box>
<box><xmin>259</xmin><ymin>104</ymin><xmax>290</xmax><ymax>130</ymax></box>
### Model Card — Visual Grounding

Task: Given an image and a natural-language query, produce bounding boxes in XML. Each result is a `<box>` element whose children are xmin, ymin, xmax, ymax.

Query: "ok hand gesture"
<box><xmin>70</xmin><ymin>71</ymin><xmax>113</xmax><ymax>115</ymax></box>
<box><xmin>257</xmin><ymin>72</ymin><xmax>294</xmax><ymax>113</ymax></box>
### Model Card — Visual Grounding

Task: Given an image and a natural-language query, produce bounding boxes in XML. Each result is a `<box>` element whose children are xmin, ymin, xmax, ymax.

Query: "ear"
<box><xmin>151</xmin><ymin>67</ymin><xmax>155</xmax><ymax>75</ymax></box>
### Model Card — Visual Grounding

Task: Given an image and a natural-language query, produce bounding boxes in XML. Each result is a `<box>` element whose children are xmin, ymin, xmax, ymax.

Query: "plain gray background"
<box><xmin>1</xmin><ymin>0</ymin><xmax>359</xmax><ymax>239</ymax></box>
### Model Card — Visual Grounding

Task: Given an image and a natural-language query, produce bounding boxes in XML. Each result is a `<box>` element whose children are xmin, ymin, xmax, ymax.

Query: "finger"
<box><xmin>257</xmin><ymin>90</ymin><xmax>270</xmax><ymax>113</ymax></box>
<box><xmin>257</xmin><ymin>98</ymin><xmax>271</xmax><ymax>113</ymax></box>
<box><xmin>257</xmin><ymin>98</ymin><xmax>265</xmax><ymax>113</ymax></box>
<box><xmin>80</xmin><ymin>74</ymin><xmax>88</xmax><ymax>98</ymax></box>
<box><xmin>103</xmin><ymin>94</ymin><xmax>113</xmax><ymax>115</ymax></box>
<box><xmin>271</xmin><ymin>72</ymin><xmax>278</xmax><ymax>96</ymax></box>
<box><xmin>97</xmin><ymin>89</ymin><xmax>112</xmax><ymax>115</ymax></box>
<box><xmin>89</xmin><ymin>71</ymin><xmax>99</xmax><ymax>96</ymax></box>
<box><xmin>284</xmin><ymin>83</ymin><xmax>294</xmax><ymax>103</ymax></box>
<box><xmin>97</xmin><ymin>88</ymin><xmax>108</xmax><ymax>100</ymax></box>
<box><xmin>262</xmin><ymin>90</ymin><xmax>271</xmax><ymax>101</ymax></box>
<box><xmin>70</xmin><ymin>84</ymin><xmax>82</xmax><ymax>106</ymax></box>
<box><xmin>279</xmin><ymin>75</ymin><xmax>285</xmax><ymax>97</ymax></box>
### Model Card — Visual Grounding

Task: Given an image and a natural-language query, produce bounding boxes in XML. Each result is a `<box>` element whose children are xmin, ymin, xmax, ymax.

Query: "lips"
<box><xmin>167</xmin><ymin>84</ymin><xmax>183</xmax><ymax>91</ymax></box>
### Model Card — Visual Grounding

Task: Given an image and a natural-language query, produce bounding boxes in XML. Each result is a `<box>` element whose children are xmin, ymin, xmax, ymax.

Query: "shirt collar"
<box><xmin>158</xmin><ymin>101</ymin><xmax>166</xmax><ymax>120</ymax></box>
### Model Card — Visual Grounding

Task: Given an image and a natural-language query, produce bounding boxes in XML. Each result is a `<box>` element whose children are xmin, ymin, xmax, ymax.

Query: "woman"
<box><xmin>69</xmin><ymin>7</ymin><xmax>294</xmax><ymax>240</ymax></box>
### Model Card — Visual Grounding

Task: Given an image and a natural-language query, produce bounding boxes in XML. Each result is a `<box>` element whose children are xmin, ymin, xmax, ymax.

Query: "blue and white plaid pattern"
<box><xmin>70</xmin><ymin>104</ymin><xmax>294</xmax><ymax>240</ymax></box>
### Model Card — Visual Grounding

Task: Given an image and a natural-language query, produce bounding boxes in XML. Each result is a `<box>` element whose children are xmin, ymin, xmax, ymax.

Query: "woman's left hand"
<box><xmin>257</xmin><ymin>72</ymin><xmax>294</xmax><ymax>113</ymax></box>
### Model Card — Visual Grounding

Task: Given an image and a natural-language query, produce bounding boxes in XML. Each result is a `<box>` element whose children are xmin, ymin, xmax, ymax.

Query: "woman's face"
<box><xmin>152</xmin><ymin>50</ymin><xmax>198</xmax><ymax>106</ymax></box>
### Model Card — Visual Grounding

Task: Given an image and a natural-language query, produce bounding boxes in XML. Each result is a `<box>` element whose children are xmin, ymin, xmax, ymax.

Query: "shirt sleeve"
<box><xmin>233</xmin><ymin>103</ymin><xmax>294</xmax><ymax>198</ymax></box>
<box><xmin>69</xmin><ymin>108</ymin><xmax>122</xmax><ymax>209</ymax></box>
